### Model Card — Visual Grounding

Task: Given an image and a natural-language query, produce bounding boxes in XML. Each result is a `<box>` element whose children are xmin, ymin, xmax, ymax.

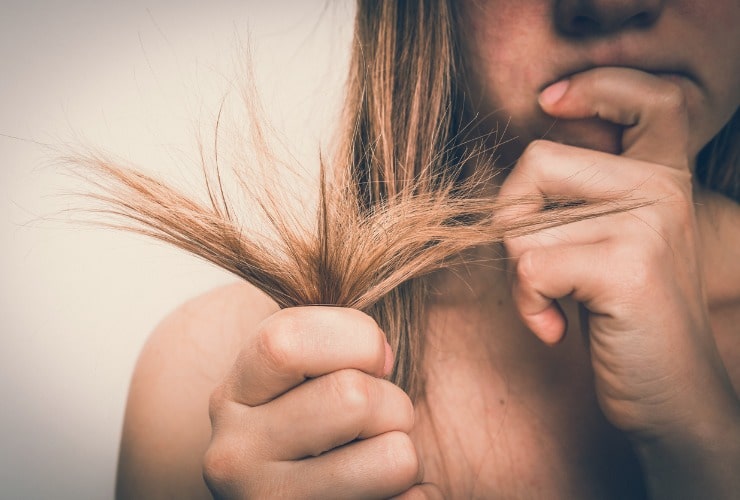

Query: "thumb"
<box><xmin>538</xmin><ymin>66</ymin><xmax>690</xmax><ymax>169</ymax></box>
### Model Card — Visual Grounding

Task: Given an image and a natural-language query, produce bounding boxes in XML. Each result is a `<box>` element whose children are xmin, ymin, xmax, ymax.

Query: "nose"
<box><xmin>555</xmin><ymin>0</ymin><xmax>664</xmax><ymax>37</ymax></box>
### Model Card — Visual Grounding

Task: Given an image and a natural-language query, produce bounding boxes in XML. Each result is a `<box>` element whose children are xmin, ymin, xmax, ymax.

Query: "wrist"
<box><xmin>631</xmin><ymin>391</ymin><xmax>740</xmax><ymax>499</ymax></box>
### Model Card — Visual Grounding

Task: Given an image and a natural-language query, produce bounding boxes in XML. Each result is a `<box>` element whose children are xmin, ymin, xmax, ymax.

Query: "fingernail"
<box><xmin>539</xmin><ymin>79</ymin><xmax>570</xmax><ymax>106</ymax></box>
<box><xmin>383</xmin><ymin>341</ymin><xmax>394</xmax><ymax>376</ymax></box>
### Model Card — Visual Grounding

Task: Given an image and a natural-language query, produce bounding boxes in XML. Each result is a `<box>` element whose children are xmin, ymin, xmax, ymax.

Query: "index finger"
<box><xmin>538</xmin><ymin>66</ymin><xmax>691</xmax><ymax>168</ymax></box>
<box><xmin>227</xmin><ymin>306</ymin><xmax>393</xmax><ymax>406</ymax></box>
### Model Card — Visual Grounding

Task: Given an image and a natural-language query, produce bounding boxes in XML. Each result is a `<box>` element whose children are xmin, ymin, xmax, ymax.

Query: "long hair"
<box><xmin>337</xmin><ymin>0</ymin><xmax>467</xmax><ymax>396</ymax></box>
<box><xmin>71</xmin><ymin>0</ymin><xmax>738</xmax><ymax>400</ymax></box>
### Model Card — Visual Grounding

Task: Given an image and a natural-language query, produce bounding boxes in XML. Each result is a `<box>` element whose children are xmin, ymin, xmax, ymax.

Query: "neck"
<box><xmin>414</xmin><ymin>268</ymin><xmax>634</xmax><ymax>497</ymax></box>
<box><xmin>426</xmin><ymin>243</ymin><xmax>508</xmax><ymax>307</ymax></box>
<box><xmin>695</xmin><ymin>188</ymin><xmax>740</xmax><ymax>308</ymax></box>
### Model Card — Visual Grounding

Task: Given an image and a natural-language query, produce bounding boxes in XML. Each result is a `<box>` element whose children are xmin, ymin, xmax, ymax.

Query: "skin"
<box><xmin>117</xmin><ymin>0</ymin><xmax>740</xmax><ymax>498</ymax></box>
<box><xmin>460</xmin><ymin>0</ymin><xmax>740</xmax><ymax>163</ymax></box>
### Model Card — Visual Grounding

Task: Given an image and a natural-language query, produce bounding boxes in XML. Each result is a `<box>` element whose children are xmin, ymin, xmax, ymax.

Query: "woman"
<box><xmin>113</xmin><ymin>0</ymin><xmax>740</xmax><ymax>498</ymax></box>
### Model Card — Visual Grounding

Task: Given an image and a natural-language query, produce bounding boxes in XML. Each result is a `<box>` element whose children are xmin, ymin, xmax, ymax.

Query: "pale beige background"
<box><xmin>0</xmin><ymin>1</ymin><xmax>353</xmax><ymax>497</ymax></box>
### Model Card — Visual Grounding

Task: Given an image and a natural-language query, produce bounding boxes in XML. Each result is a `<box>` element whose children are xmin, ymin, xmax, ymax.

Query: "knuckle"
<box><xmin>523</xmin><ymin>138</ymin><xmax>557</xmax><ymax>160</ymax></box>
<box><xmin>398</xmin><ymin>391</ymin><xmax>416</xmax><ymax>432</ymax></box>
<box><xmin>343</xmin><ymin>306</ymin><xmax>380</xmax><ymax>332</ymax></box>
<box><xmin>202</xmin><ymin>442</ymin><xmax>241</xmax><ymax>495</ymax></box>
<box><xmin>502</xmin><ymin>234</ymin><xmax>520</xmax><ymax>256</ymax></box>
<box><xmin>203</xmin><ymin>436</ymin><xmax>264</xmax><ymax>498</ymax></box>
<box><xmin>256</xmin><ymin>317</ymin><xmax>298</xmax><ymax>374</ymax></box>
<box><xmin>341</xmin><ymin>308</ymin><xmax>386</xmax><ymax>367</ymax></box>
<box><xmin>519</xmin><ymin>139</ymin><xmax>562</xmax><ymax>171</ymax></box>
<box><xmin>516</xmin><ymin>250</ymin><xmax>539</xmax><ymax>286</ymax></box>
<box><xmin>504</xmin><ymin>233</ymin><xmax>538</xmax><ymax>260</ymax></box>
<box><xmin>398</xmin><ymin>485</ymin><xmax>442</xmax><ymax>500</ymax></box>
<box><xmin>384</xmin><ymin>384</ymin><xmax>416</xmax><ymax>432</ymax></box>
<box><xmin>383</xmin><ymin>431</ymin><xmax>421</xmax><ymax>485</ymax></box>
<box><xmin>329</xmin><ymin>369</ymin><xmax>372</xmax><ymax>417</ymax></box>
<box><xmin>208</xmin><ymin>385</ymin><xmax>228</xmax><ymax>423</ymax></box>
<box><xmin>654</xmin><ymin>82</ymin><xmax>687</xmax><ymax>115</ymax></box>
<box><xmin>395</xmin><ymin>487</ymin><xmax>423</xmax><ymax>500</ymax></box>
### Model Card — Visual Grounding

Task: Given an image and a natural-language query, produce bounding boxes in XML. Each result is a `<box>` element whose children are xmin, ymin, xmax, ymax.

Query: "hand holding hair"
<box><xmin>203</xmin><ymin>306</ymin><xmax>440</xmax><ymax>498</ymax></box>
<box><xmin>497</xmin><ymin>67</ymin><xmax>740</xmax><ymax>498</ymax></box>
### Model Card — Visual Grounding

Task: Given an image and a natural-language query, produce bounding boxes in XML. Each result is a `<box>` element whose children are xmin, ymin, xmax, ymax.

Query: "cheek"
<box><xmin>676</xmin><ymin>1</ymin><xmax>740</xmax><ymax>147</ymax></box>
<box><xmin>464</xmin><ymin>14</ymin><xmax>551</xmax><ymax>116</ymax></box>
<box><xmin>679</xmin><ymin>0</ymin><xmax>739</xmax><ymax>31</ymax></box>
<box><xmin>680</xmin><ymin>0</ymin><xmax>740</xmax><ymax>99</ymax></box>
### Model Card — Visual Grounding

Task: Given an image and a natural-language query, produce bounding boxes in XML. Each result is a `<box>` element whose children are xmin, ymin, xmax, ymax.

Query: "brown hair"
<box><xmin>72</xmin><ymin>0</ymin><xmax>738</xmax><ymax>399</ymax></box>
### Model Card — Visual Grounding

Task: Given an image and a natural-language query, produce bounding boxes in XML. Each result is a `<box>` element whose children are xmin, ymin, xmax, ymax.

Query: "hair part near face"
<box><xmin>70</xmin><ymin>0</ymin><xmax>739</xmax><ymax>401</ymax></box>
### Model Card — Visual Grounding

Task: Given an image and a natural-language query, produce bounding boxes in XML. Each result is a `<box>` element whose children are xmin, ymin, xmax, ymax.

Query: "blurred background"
<box><xmin>0</xmin><ymin>1</ymin><xmax>353</xmax><ymax>497</ymax></box>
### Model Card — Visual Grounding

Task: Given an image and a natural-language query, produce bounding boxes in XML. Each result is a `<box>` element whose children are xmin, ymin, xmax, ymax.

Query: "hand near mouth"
<box><xmin>539</xmin><ymin>67</ymin><xmax>740</xmax><ymax>307</ymax></box>
<box><xmin>538</xmin><ymin>67</ymin><xmax>691</xmax><ymax>165</ymax></box>
<box><xmin>496</xmin><ymin>66</ymin><xmax>740</xmax><ymax>498</ymax></box>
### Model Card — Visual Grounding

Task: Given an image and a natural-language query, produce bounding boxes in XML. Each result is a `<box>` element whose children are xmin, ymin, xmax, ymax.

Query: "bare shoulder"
<box><xmin>116</xmin><ymin>281</ymin><xmax>278</xmax><ymax>499</ymax></box>
<box><xmin>141</xmin><ymin>281</ymin><xmax>280</xmax><ymax>378</ymax></box>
